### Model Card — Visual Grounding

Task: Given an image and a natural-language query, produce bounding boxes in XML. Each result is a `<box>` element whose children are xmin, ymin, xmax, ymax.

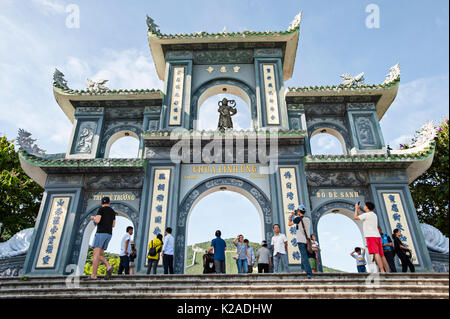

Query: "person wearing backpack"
<box><xmin>146</xmin><ymin>233</ymin><xmax>163</xmax><ymax>274</ymax></box>
<box><xmin>288</xmin><ymin>204</ymin><xmax>314</xmax><ymax>279</ymax></box>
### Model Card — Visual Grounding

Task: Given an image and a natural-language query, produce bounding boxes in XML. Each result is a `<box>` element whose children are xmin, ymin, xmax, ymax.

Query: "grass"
<box><xmin>185</xmin><ymin>238</ymin><xmax>345</xmax><ymax>274</ymax></box>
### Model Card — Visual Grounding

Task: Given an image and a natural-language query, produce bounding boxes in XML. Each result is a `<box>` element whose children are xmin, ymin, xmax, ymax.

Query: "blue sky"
<box><xmin>0</xmin><ymin>0</ymin><xmax>448</xmax><ymax>272</ymax></box>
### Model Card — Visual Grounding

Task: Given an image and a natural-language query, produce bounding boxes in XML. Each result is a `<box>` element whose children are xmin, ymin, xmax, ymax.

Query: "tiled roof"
<box><xmin>287</xmin><ymin>78</ymin><xmax>400</xmax><ymax>94</ymax></box>
<box><xmin>148</xmin><ymin>27</ymin><xmax>300</xmax><ymax>40</ymax></box>
<box><xmin>142</xmin><ymin>129</ymin><xmax>308</xmax><ymax>138</ymax></box>
<box><xmin>20</xmin><ymin>150</ymin><xmax>146</xmax><ymax>168</ymax></box>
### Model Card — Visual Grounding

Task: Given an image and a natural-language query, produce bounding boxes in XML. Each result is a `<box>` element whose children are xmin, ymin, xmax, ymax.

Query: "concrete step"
<box><xmin>0</xmin><ymin>277</ymin><xmax>447</xmax><ymax>290</ymax></box>
<box><xmin>1</xmin><ymin>273</ymin><xmax>447</xmax><ymax>299</ymax></box>
<box><xmin>0</xmin><ymin>284</ymin><xmax>447</xmax><ymax>296</ymax></box>
<box><xmin>1</xmin><ymin>291</ymin><xmax>448</xmax><ymax>299</ymax></box>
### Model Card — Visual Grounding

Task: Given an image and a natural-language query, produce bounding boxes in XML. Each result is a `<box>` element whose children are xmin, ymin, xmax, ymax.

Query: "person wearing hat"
<box><xmin>90</xmin><ymin>196</ymin><xmax>116</xmax><ymax>280</ymax></box>
<box><xmin>209</xmin><ymin>230</ymin><xmax>227</xmax><ymax>274</ymax></box>
<box><xmin>256</xmin><ymin>240</ymin><xmax>271</xmax><ymax>273</ymax></box>
<box><xmin>288</xmin><ymin>204</ymin><xmax>314</xmax><ymax>279</ymax></box>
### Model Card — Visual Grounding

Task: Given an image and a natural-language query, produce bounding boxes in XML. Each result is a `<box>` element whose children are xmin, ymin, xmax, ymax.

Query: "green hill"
<box><xmin>185</xmin><ymin>238</ymin><xmax>345</xmax><ymax>274</ymax></box>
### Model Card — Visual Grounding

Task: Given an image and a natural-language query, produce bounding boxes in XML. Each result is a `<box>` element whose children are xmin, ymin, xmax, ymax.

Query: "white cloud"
<box><xmin>382</xmin><ymin>74</ymin><xmax>449</xmax><ymax>148</ymax></box>
<box><xmin>32</xmin><ymin>0</ymin><xmax>66</xmax><ymax>15</ymax></box>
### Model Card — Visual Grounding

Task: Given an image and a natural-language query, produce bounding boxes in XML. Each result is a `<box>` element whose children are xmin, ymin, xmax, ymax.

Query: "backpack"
<box><xmin>148</xmin><ymin>240</ymin><xmax>157</xmax><ymax>257</ymax></box>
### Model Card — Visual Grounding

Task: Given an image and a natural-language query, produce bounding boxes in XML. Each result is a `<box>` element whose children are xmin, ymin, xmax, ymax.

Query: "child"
<box><xmin>350</xmin><ymin>247</ymin><xmax>367</xmax><ymax>273</ymax></box>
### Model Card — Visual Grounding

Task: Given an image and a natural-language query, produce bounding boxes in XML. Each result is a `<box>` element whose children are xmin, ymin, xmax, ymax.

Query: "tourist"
<box><xmin>129</xmin><ymin>242</ymin><xmax>136</xmax><ymax>275</ymax></box>
<box><xmin>210</xmin><ymin>230</ymin><xmax>227</xmax><ymax>274</ymax></box>
<box><xmin>350</xmin><ymin>247</ymin><xmax>367</xmax><ymax>273</ymax></box>
<box><xmin>393</xmin><ymin>229</ymin><xmax>415</xmax><ymax>273</ymax></box>
<box><xmin>379</xmin><ymin>226</ymin><xmax>397</xmax><ymax>272</ymax></box>
<box><xmin>233</xmin><ymin>234</ymin><xmax>250</xmax><ymax>274</ymax></box>
<box><xmin>244</xmin><ymin>239</ymin><xmax>255</xmax><ymax>273</ymax></box>
<box><xmin>118</xmin><ymin>226</ymin><xmax>133</xmax><ymax>275</ymax></box>
<box><xmin>271</xmin><ymin>224</ymin><xmax>290</xmax><ymax>273</ymax></box>
<box><xmin>288</xmin><ymin>205</ymin><xmax>313</xmax><ymax>278</ymax></box>
<box><xmin>162</xmin><ymin>227</ymin><xmax>175</xmax><ymax>274</ymax></box>
<box><xmin>147</xmin><ymin>233</ymin><xmax>163</xmax><ymax>274</ymax></box>
<box><xmin>256</xmin><ymin>240</ymin><xmax>271</xmax><ymax>273</ymax></box>
<box><xmin>90</xmin><ymin>196</ymin><xmax>116</xmax><ymax>280</ymax></box>
<box><xmin>309</xmin><ymin>234</ymin><xmax>320</xmax><ymax>273</ymax></box>
<box><xmin>353</xmin><ymin>202</ymin><xmax>388</xmax><ymax>273</ymax></box>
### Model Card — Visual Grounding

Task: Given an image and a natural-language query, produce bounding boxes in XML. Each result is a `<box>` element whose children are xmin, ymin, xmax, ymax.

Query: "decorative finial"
<box><xmin>146</xmin><ymin>14</ymin><xmax>160</xmax><ymax>34</ymax></box>
<box><xmin>383</xmin><ymin>63</ymin><xmax>401</xmax><ymax>84</ymax></box>
<box><xmin>53</xmin><ymin>68</ymin><xmax>68</xmax><ymax>89</ymax></box>
<box><xmin>288</xmin><ymin>11</ymin><xmax>302</xmax><ymax>31</ymax></box>
<box><xmin>340</xmin><ymin>72</ymin><xmax>365</xmax><ymax>87</ymax></box>
<box><xmin>17</xmin><ymin>129</ymin><xmax>45</xmax><ymax>155</ymax></box>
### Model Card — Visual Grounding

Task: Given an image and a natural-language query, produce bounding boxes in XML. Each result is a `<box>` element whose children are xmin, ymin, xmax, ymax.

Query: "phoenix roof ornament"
<box><xmin>340</xmin><ymin>72</ymin><xmax>365</xmax><ymax>87</ymax></box>
<box><xmin>86</xmin><ymin>78</ymin><xmax>109</xmax><ymax>92</ymax></box>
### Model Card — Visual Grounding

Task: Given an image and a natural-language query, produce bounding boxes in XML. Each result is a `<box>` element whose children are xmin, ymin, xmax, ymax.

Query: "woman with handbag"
<box><xmin>146</xmin><ymin>233</ymin><xmax>163</xmax><ymax>274</ymax></box>
<box><xmin>233</xmin><ymin>234</ymin><xmax>250</xmax><ymax>274</ymax></box>
<box><xmin>288</xmin><ymin>205</ymin><xmax>314</xmax><ymax>279</ymax></box>
<box><xmin>393</xmin><ymin>229</ymin><xmax>415</xmax><ymax>273</ymax></box>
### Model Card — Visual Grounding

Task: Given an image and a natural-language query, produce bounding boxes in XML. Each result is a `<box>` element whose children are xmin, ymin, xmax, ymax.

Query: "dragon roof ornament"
<box><xmin>146</xmin><ymin>14</ymin><xmax>160</xmax><ymax>34</ymax></box>
<box><xmin>383</xmin><ymin>63</ymin><xmax>401</xmax><ymax>84</ymax></box>
<box><xmin>288</xmin><ymin>11</ymin><xmax>302</xmax><ymax>31</ymax></box>
<box><xmin>16</xmin><ymin>129</ymin><xmax>45</xmax><ymax>156</ymax></box>
<box><xmin>390</xmin><ymin>121</ymin><xmax>437</xmax><ymax>155</ymax></box>
<box><xmin>53</xmin><ymin>68</ymin><xmax>69</xmax><ymax>89</ymax></box>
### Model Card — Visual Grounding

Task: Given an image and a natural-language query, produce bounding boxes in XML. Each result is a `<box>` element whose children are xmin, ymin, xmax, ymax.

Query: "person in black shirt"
<box><xmin>393</xmin><ymin>228</ymin><xmax>415</xmax><ymax>273</ymax></box>
<box><xmin>90</xmin><ymin>197</ymin><xmax>116</xmax><ymax>280</ymax></box>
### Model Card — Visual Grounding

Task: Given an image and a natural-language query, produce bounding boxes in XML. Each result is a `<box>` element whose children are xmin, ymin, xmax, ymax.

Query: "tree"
<box><xmin>401</xmin><ymin>119</ymin><xmax>449</xmax><ymax>236</ymax></box>
<box><xmin>0</xmin><ymin>136</ymin><xmax>43</xmax><ymax>241</ymax></box>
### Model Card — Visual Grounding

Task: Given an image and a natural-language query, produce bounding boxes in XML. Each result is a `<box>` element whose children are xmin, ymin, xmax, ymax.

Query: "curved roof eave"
<box><xmin>53</xmin><ymin>86</ymin><xmax>163</xmax><ymax>123</ymax></box>
<box><xmin>147</xmin><ymin>28</ymin><xmax>300</xmax><ymax>82</ymax></box>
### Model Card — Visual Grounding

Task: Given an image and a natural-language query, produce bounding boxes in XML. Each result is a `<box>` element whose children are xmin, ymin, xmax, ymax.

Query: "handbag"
<box><xmin>300</xmin><ymin>218</ymin><xmax>313</xmax><ymax>254</ymax></box>
<box><xmin>233</xmin><ymin>245</ymin><xmax>244</xmax><ymax>260</ymax></box>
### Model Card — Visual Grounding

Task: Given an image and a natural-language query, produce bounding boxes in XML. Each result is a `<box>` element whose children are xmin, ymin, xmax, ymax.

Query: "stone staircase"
<box><xmin>0</xmin><ymin>273</ymin><xmax>448</xmax><ymax>299</ymax></box>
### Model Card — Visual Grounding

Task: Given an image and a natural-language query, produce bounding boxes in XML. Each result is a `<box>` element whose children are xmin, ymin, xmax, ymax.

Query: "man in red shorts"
<box><xmin>354</xmin><ymin>202</ymin><xmax>389</xmax><ymax>273</ymax></box>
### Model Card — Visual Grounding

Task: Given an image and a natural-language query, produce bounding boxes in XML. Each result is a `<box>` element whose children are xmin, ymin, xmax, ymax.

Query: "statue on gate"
<box><xmin>217</xmin><ymin>97</ymin><xmax>237</xmax><ymax>132</ymax></box>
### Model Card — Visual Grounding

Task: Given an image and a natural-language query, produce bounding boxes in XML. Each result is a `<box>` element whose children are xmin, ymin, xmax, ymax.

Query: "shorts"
<box><xmin>309</xmin><ymin>258</ymin><xmax>318</xmax><ymax>271</ymax></box>
<box><xmin>366</xmin><ymin>237</ymin><xmax>384</xmax><ymax>257</ymax></box>
<box><xmin>93</xmin><ymin>233</ymin><xmax>112</xmax><ymax>250</ymax></box>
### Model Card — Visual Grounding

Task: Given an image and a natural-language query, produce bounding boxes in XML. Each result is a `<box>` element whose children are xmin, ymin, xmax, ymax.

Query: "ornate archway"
<box><xmin>174</xmin><ymin>176</ymin><xmax>273</xmax><ymax>274</ymax></box>
<box><xmin>70</xmin><ymin>202</ymin><xmax>140</xmax><ymax>273</ymax></box>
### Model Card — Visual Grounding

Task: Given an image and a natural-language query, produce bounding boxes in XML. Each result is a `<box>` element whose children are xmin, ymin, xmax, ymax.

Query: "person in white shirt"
<box><xmin>162</xmin><ymin>227</ymin><xmax>175</xmax><ymax>274</ymax></box>
<box><xmin>271</xmin><ymin>224</ymin><xmax>290</xmax><ymax>273</ymax></box>
<box><xmin>118</xmin><ymin>226</ymin><xmax>133</xmax><ymax>275</ymax></box>
<box><xmin>354</xmin><ymin>202</ymin><xmax>389</xmax><ymax>273</ymax></box>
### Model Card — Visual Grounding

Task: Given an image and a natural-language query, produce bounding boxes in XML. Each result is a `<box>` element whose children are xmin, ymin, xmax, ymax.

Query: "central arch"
<box><xmin>174</xmin><ymin>176</ymin><xmax>273</xmax><ymax>274</ymax></box>
<box><xmin>190</xmin><ymin>79</ymin><xmax>257</xmax><ymax>130</ymax></box>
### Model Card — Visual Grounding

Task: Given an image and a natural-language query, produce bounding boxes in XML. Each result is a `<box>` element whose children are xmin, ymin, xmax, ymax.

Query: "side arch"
<box><xmin>174</xmin><ymin>176</ymin><xmax>273</xmax><ymax>274</ymax></box>
<box><xmin>308</xmin><ymin>122</ymin><xmax>352</xmax><ymax>155</ymax></box>
<box><xmin>70</xmin><ymin>202</ymin><xmax>140</xmax><ymax>273</ymax></box>
<box><xmin>99</xmin><ymin>125</ymin><xmax>142</xmax><ymax>158</ymax></box>
<box><xmin>311</xmin><ymin>200</ymin><xmax>364</xmax><ymax>272</ymax></box>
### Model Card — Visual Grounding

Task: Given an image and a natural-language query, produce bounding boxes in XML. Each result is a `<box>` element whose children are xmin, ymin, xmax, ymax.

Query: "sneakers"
<box><xmin>104</xmin><ymin>267</ymin><xmax>114</xmax><ymax>280</ymax></box>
